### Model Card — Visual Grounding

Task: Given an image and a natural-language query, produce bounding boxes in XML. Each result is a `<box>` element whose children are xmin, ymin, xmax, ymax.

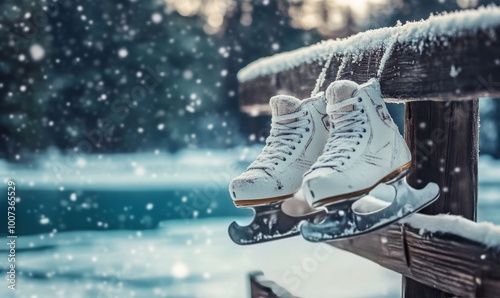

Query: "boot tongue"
<box><xmin>270</xmin><ymin>95</ymin><xmax>302</xmax><ymax>124</ymax></box>
<box><xmin>326</xmin><ymin>80</ymin><xmax>359</xmax><ymax>120</ymax></box>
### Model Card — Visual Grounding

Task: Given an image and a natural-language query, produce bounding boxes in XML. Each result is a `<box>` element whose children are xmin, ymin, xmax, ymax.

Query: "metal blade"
<box><xmin>300</xmin><ymin>178</ymin><xmax>440</xmax><ymax>242</ymax></box>
<box><xmin>228</xmin><ymin>202</ymin><xmax>326</xmax><ymax>245</ymax></box>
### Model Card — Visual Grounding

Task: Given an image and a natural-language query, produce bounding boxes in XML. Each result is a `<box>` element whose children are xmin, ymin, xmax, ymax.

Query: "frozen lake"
<box><xmin>0</xmin><ymin>150</ymin><xmax>498</xmax><ymax>298</ymax></box>
<box><xmin>0</xmin><ymin>217</ymin><xmax>405</xmax><ymax>298</ymax></box>
<box><xmin>1</xmin><ymin>184</ymin><xmax>499</xmax><ymax>298</ymax></box>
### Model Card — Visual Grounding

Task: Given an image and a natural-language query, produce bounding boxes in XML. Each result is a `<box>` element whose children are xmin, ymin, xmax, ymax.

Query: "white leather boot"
<box><xmin>230</xmin><ymin>93</ymin><xmax>329</xmax><ymax>206</ymax></box>
<box><xmin>303</xmin><ymin>79</ymin><xmax>411</xmax><ymax>207</ymax></box>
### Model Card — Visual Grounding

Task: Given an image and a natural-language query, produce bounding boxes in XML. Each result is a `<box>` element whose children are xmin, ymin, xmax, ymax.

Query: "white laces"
<box><xmin>249</xmin><ymin>109</ymin><xmax>310</xmax><ymax>171</ymax></box>
<box><xmin>311</xmin><ymin>96</ymin><xmax>367</xmax><ymax>171</ymax></box>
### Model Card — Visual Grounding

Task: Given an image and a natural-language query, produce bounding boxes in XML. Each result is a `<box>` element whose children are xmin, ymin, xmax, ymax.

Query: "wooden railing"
<box><xmin>239</xmin><ymin>12</ymin><xmax>500</xmax><ymax>112</ymax></box>
<box><xmin>248</xmin><ymin>271</ymin><xmax>298</xmax><ymax>298</ymax></box>
<box><xmin>239</xmin><ymin>6</ymin><xmax>500</xmax><ymax>298</ymax></box>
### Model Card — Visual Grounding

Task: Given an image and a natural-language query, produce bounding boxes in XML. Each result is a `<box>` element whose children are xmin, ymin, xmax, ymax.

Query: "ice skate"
<box><xmin>228</xmin><ymin>93</ymin><xmax>329</xmax><ymax>245</ymax></box>
<box><xmin>300</xmin><ymin>79</ymin><xmax>440</xmax><ymax>242</ymax></box>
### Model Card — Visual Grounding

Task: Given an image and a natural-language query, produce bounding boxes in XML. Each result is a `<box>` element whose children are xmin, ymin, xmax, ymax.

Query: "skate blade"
<box><xmin>299</xmin><ymin>178</ymin><xmax>440</xmax><ymax>242</ymax></box>
<box><xmin>228</xmin><ymin>201</ymin><xmax>326</xmax><ymax>245</ymax></box>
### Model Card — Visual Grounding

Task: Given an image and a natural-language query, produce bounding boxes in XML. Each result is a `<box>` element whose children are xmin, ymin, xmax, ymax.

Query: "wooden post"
<box><xmin>402</xmin><ymin>100</ymin><xmax>479</xmax><ymax>297</ymax></box>
<box><xmin>248</xmin><ymin>271</ymin><xmax>296</xmax><ymax>298</ymax></box>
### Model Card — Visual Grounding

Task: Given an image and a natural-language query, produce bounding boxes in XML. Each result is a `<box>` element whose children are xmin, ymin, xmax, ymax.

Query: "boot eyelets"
<box><xmin>352</xmin><ymin>149</ymin><xmax>356</xmax><ymax>152</ymax></box>
<box><xmin>303</xmin><ymin>111</ymin><xmax>308</xmax><ymax>116</ymax></box>
<box><xmin>307</xmin><ymin>119</ymin><xmax>311</xmax><ymax>124</ymax></box>
<box><xmin>359</xmin><ymin>135</ymin><xmax>363</xmax><ymax>138</ymax></box>
<box><xmin>275</xmin><ymin>162</ymin><xmax>278</xmax><ymax>165</ymax></box>
<box><xmin>358</xmin><ymin>97</ymin><xmax>362</xmax><ymax>102</ymax></box>
<box><xmin>288</xmin><ymin>152</ymin><xmax>292</xmax><ymax>155</ymax></box>
<box><xmin>347</xmin><ymin>156</ymin><xmax>351</xmax><ymax>159</ymax></box>
<box><xmin>356</xmin><ymin>142</ymin><xmax>360</xmax><ymax>145</ymax></box>
<box><xmin>283</xmin><ymin>158</ymin><xmax>286</xmax><ymax>161</ymax></box>
<box><xmin>305</xmin><ymin>128</ymin><xmax>310</xmax><ymax>132</ymax></box>
<box><xmin>292</xmin><ymin>146</ymin><xmax>296</xmax><ymax>150</ymax></box>
<box><xmin>363</xmin><ymin>129</ymin><xmax>367</xmax><ymax>132</ymax></box>
<box><xmin>361</xmin><ymin>109</ymin><xmax>365</xmax><ymax>113</ymax></box>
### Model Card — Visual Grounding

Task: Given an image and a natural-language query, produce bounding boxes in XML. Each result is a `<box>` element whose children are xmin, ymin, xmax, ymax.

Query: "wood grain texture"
<box><xmin>402</xmin><ymin>100</ymin><xmax>479</xmax><ymax>297</ymax></box>
<box><xmin>248</xmin><ymin>271</ymin><xmax>297</xmax><ymax>298</ymax></box>
<box><xmin>239</xmin><ymin>29</ymin><xmax>500</xmax><ymax>116</ymax></box>
<box><xmin>238</xmin><ymin>18</ymin><xmax>498</xmax><ymax>298</ymax></box>
<box><xmin>404</xmin><ymin>101</ymin><xmax>479</xmax><ymax>219</ymax></box>
<box><xmin>329</xmin><ymin>221</ymin><xmax>500</xmax><ymax>298</ymax></box>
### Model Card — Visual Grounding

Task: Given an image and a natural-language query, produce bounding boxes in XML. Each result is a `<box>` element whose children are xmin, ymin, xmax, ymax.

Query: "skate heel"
<box><xmin>383</xmin><ymin>167</ymin><xmax>410</xmax><ymax>185</ymax></box>
<box><xmin>233</xmin><ymin>194</ymin><xmax>292</xmax><ymax>207</ymax></box>
<box><xmin>381</xmin><ymin>161</ymin><xmax>412</xmax><ymax>185</ymax></box>
<box><xmin>310</xmin><ymin>162</ymin><xmax>412</xmax><ymax>208</ymax></box>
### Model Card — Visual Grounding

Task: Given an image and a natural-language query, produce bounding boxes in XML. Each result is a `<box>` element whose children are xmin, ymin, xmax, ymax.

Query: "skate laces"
<box><xmin>312</xmin><ymin>97</ymin><xmax>366</xmax><ymax>171</ymax></box>
<box><xmin>249</xmin><ymin>109</ymin><xmax>310</xmax><ymax>171</ymax></box>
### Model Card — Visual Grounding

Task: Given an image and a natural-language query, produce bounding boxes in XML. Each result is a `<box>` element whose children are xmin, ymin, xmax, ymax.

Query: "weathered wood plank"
<box><xmin>248</xmin><ymin>271</ymin><xmax>297</xmax><ymax>298</ymax></box>
<box><xmin>404</xmin><ymin>100</ymin><xmax>479</xmax><ymax>219</ymax></box>
<box><xmin>402</xmin><ymin>99</ymin><xmax>479</xmax><ymax>297</ymax></box>
<box><xmin>238</xmin><ymin>9</ymin><xmax>499</xmax><ymax>298</ymax></box>
<box><xmin>239</xmin><ymin>29</ymin><xmax>500</xmax><ymax>116</ymax></box>
<box><xmin>329</xmin><ymin>222</ymin><xmax>500</xmax><ymax>298</ymax></box>
<box><xmin>328</xmin><ymin>100</ymin><xmax>483</xmax><ymax>297</ymax></box>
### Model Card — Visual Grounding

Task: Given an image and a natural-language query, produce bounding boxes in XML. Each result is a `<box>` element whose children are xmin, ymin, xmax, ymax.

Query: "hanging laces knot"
<box><xmin>311</xmin><ymin>97</ymin><xmax>367</xmax><ymax>171</ymax></box>
<box><xmin>249</xmin><ymin>109</ymin><xmax>310</xmax><ymax>171</ymax></box>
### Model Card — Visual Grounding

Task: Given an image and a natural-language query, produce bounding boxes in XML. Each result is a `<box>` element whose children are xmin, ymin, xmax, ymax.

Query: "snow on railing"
<box><xmin>238</xmin><ymin>5</ymin><xmax>500</xmax><ymax>83</ymax></box>
<box><xmin>359</xmin><ymin>196</ymin><xmax>500</xmax><ymax>248</ymax></box>
<box><xmin>403</xmin><ymin>214</ymin><xmax>500</xmax><ymax>248</ymax></box>
<box><xmin>237</xmin><ymin>5</ymin><xmax>500</xmax><ymax>297</ymax></box>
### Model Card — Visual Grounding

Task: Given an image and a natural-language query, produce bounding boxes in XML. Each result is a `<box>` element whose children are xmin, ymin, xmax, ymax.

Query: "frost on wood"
<box><xmin>401</xmin><ymin>214</ymin><xmax>500</xmax><ymax>248</ymax></box>
<box><xmin>238</xmin><ymin>5</ymin><xmax>500</xmax><ymax>82</ymax></box>
<box><xmin>450</xmin><ymin>64</ymin><xmax>462</xmax><ymax>77</ymax></box>
<box><xmin>353</xmin><ymin>196</ymin><xmax>500</xmax><ymax>248</ymax></box>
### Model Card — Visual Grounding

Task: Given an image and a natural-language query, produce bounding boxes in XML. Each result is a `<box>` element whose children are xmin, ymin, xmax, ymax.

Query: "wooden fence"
<box><xmin>238</xmin><ymin>7</ymin><xmax>500</xmax><ymax>298</ymax></box>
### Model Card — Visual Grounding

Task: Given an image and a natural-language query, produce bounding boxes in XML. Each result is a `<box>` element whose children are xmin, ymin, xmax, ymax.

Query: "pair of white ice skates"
<box><xmin>228</xmin><ymin>79</ymin><xmax>440</xmax><ymax>245</ymax></box>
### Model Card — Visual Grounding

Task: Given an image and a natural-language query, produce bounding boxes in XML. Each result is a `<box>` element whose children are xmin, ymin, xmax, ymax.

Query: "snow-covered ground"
<box><xmin>1</xmin><ymin>203</ymin><xmax>499</xmax><ymax>298</ymax></box>
<box><xmin>0</xmin><ymin>148</ymin><xmax>498</xmax><ymax>298</ymax></box>
<box><xmin>0</xmin><ymin>218</ymin><xmax>400</xmax><ymax>298</ymax></box>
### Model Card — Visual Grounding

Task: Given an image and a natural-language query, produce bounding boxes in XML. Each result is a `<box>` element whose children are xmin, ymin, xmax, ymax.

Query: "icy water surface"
<box><xmin>1</xmin><ymin>217</ymin><xmax>403</xmax><ymax>298</ymax></box>
<box><xmin>0</xmin><ymin>152</ymin><xmax>498</xmax><ymax>298</ymax></box>
<box><xmin>1</xmin><ymin>188</ymin><xmax>499</xmax><ymax>298</ymax></box>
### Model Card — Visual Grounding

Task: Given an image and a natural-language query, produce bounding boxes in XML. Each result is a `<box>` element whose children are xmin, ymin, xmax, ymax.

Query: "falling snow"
<box><xmin>171</xmin><ymin>262</ymin><xmax>189</xmax><ymax>278</ymax></box>
<box><xmin>238</xmin><ymin>6</ymin><xmax>500</xmax><ymax>82</ymax></box>
<box><xmin>118</xmin><ymin>48</ymin><xmax>128</xmax><ymax>58</ymax></box>
<box><xmin>152</xmin><ymin>13</ymin><xmax>163</xmax><ymax>23</ymax></box>
<box><xmin>1</xmin><ymin>2</ymin><xmax>500</xmax><ymax>298</ymax></box>
<box><xmin>30</xmin><ymin>44</ymin><xmax>45</xmax><ymax>61</ymax></box>
<box><xmin>450</xmin><ymin>65</ymin><xmax>462</xmax><ymax>78</ymax></box>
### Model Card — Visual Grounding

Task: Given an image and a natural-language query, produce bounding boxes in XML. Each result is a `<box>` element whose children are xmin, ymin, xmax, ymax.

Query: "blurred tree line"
<box><xmin>0</xmin><ymin>0</ymin><xmax>499</xmax><ymax>161</ymax></box>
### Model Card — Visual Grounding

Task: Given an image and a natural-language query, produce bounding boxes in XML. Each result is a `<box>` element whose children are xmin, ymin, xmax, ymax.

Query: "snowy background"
<box><xmin>1</xmin><ymin>0</ymin><xmax>500</xmax><ymax>298</ymax></box>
